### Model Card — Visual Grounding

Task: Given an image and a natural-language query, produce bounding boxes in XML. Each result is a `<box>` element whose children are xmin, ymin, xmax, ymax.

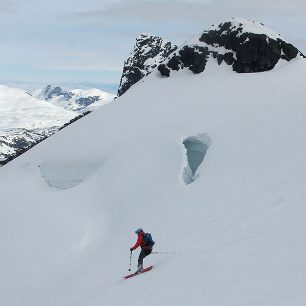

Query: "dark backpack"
<box><xmin>143</xmin><ymin>233</ymin><xmax>155</xmax><ymax>246</ymax></box>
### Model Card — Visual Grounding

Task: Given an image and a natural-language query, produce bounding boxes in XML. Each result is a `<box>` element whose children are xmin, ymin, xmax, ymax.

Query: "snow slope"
<box><xmin>0</xmin><ymin>85</ymin><xmax>76</xmax><ymax>129</ymax></box>
<box><xmin>1</xmin><ymin>37</ymin><xmax>306</xmax><ymax>306</ymax></box>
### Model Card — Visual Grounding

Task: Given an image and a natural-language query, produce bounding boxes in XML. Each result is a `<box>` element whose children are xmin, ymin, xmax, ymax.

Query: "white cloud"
<box><xmin>0</xmin><ymin>0</ymin><xmax>305</xmax><ymax>86</ymax></box>
<box><xmin>0</xmin><ymin>0</ymin><xmax>18</xmax><ymax>14</ymax></box>
<box><xmin>74</xmin><ymin>0</ymin><xmax>212</xmax><ymax>24</ymax></box>
<box><xmin>69</xmin><ymin>0</ymin><xmax>306</xmax><ymax>42</ymax></box>
<box><xmin>74</xmin><ymin>0</ymin><xmax>306</xmax><ymax>25</ymax></box>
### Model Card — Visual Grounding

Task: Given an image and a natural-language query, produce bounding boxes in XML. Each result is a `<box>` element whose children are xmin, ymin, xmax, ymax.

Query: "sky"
<box><xmin>0</xmin><ymin>0</ymin><xmax>306</xmax><ymax>93</ymax></box>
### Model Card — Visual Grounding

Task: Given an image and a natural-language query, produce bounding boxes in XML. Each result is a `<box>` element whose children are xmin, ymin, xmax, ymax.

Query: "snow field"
<box><xmin>0</xmin><ymin>57</ymin><xmax>306</xmax><ymax>305</ymax></box>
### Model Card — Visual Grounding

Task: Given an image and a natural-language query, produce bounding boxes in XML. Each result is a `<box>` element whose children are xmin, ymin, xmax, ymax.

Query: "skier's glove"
<box><xmin>130</xmin><ymin>248</ymin><xmax>133</xmax><ymax>252</ymax></box>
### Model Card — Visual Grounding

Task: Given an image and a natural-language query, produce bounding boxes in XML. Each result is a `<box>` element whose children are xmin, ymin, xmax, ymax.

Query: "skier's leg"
<box><xmin>143</xmin><ymin>249</ymin><xmax>152</xmax><ymax>259</ymax></box>
<box><xmin>138</xmin><ymin>249</ymin><xmax>152</xmax><ymax>264</ymax></box>
<box><xmin>138</xmin><ymin>250</ymin><xmax>145</xmax><ymax>266</ymax></box>
<box><xmin>138</xmin><ymin>249</ymin><xmax>151</xmax><ymax>268</ymax></box>
<box><xmin>137</xmin><ymin>250</ymin><xmax>146</xmax><ymax>272</ymax></box>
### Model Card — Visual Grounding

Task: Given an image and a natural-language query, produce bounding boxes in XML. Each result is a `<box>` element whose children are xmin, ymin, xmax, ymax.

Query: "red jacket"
<box><xmin>131</xmin><ymin>232</ymin><xmax>152</xmax><ymax>251</ymax></box>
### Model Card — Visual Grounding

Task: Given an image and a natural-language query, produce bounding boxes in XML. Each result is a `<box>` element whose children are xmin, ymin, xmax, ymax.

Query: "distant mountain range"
<box><xmin>33</xmin><ymin>85</ymin><xmax>115</xmax><ymax>113</ymax></box>
<box><xmin>0</xmin><ymin>85</ymin><xmax>115</xmax><ymax>165</ymax></box>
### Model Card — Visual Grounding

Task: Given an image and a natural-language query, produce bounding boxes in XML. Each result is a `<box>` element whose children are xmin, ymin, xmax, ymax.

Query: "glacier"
<box><xmin>1</xmin><ymin>22</ymin><xmax>306</xmax><ymax>306</ymax></box>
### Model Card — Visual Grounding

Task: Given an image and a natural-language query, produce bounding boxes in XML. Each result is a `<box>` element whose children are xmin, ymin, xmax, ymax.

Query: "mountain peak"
<box><xmin>136</xmin><ymin>33</ymin><xmax>156</xmax><ymax>40</ymax></box>
<box><xmin>206</xmin><ymin>18</ymin><xmax>282</xmax><ymax>40</ymax></box>
<box><xmin>117</xmin><ymin>33</ymin><xmax>177</xmax><ymax>96</ymax></box>
<box><xmin>158</xmin><ymin>18</ymin><xmax>304</xmax><ymax>77</ymax></box>
<box><xmin>38</xmin><ymin>85</ymin><xmax>74</xmax><ymax>101</ymax></box>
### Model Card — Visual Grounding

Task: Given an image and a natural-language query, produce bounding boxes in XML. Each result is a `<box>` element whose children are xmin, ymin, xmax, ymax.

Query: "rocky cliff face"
<box><xmin>0</xmin><ymin>128</ymin><xmax>57</xmax><ymax>166</ymax></box>
<box><xmin>158</xmin><ymin>18</ymin><xmax>304</xmax><ymax>77</ymax></box>
<box><xmin>117</xmin><ymin>33</ymin><xmax>177</xmax><ymax>96</ymax></box>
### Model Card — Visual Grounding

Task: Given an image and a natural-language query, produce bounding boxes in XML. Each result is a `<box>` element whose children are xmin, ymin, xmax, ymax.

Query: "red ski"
<box><xmin>123</xmin><ymin>266</ymin><xmax>153</xmax><ymax>280</ymax></box>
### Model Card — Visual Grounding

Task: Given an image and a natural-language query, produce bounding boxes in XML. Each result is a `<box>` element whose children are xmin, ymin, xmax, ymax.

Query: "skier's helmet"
<box><xmin>135</xmin><ymin>228</ymin><xmax>143</xmax><ymax>234</ymax></box>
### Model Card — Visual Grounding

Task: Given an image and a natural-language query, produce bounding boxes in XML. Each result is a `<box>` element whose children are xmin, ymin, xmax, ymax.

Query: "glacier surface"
<box><xmin>0</xmin><ymin>51</ymin><xmax>306</xmax><ymax>306</ymax></box>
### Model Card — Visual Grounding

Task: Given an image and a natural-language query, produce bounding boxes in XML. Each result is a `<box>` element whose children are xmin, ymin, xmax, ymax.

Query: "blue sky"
<box><xmin>0</xmin><ymin>0</ymin><xmax>305</xmax><ymax>93</ymax></box>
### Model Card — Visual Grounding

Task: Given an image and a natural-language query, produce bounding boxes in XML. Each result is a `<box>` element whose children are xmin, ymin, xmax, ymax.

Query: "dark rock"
<box><xmin>199</xmin><ymin>21</ymin><xmax>303</xmax><ymax>73</ymax></box>
<box><xmin>212</xmin><ymin>51</ymin><xmax>218</xmax><ymax>59</ymax></box>
<box><xmin>217</xmin><ymin>54</ymin><xmax>224</xmax><ymax>65</ymax></box>
<box><xmin>189</xmin><ymin>49</ymin><xmax>209</xmax><ymax>74</ymax></box>
<box><xmin>118</xmin><ymin>34</ymin><xmax>177</xmax><ymax>96</ymax></box>
<box><xmin>177</xmin><ymin>46</ymin><xmax>210</xmax><ymax>73</ymax></box>
<box><xmin>118</xmin><ymin>67</ymin><xmax>143</xmax><ymax>95</ymax></box>
<box><xmin>179</xmin><ymin>46</ymin><xmax>197</xmax><ymax>67</ymax></box>
<box><xmin>223</xmin><ymin>52</ymin><xmax>234</xmax><ymax>65</ymax></box>
<box><xmin>155</xmin><ymin>19</ymin><xmax>304</xmax><ymax>77</ymax></box>
<box><xmin>158</xmin><ymin>64</ymin><xmax>170</xmax><ymax>77</ymax></box>
<box><xmin>167</xmin><ymin>54</ymin><xmax>182</xmax><ymax>71</ymax></box>
<box><xmin>280</xmin><ymin>40</ymin><xmax>299</xmax><ymax>61</ymax></box>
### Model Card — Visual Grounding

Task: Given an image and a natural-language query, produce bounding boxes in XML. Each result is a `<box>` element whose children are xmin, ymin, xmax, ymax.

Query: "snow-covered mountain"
<box><xmin>0</xmin><ymin>85</ymin><xmax>76</xmax><ymax>129</ymax></box>
<box><xmin>0</xmin><ymin>85</ymin><xmax>77</xmax><ymax>165</ymax></box>
<box><xmin>117</xmin><ymin>33</ymin><xmax>177</xmax><ymax>96</ymax></box>
<box><xmin>2</xmin><ymin>19</ymin><xmax>306</xmax><ymax>306</ymax></box>
<box><xmin>0</xmin><ymin>128</ymin><xmax>58</xmax><ymax>165</ymax></box>
<box><xmin>158</xmin><ymin>18</ymin><xmax>304</xmax><ymax>76</ymax></box>
<box><xmin>0</xmin><ymin>84</ymin><xmax>115</xmax><ymax>165</ymax></box>
<box><xmin>34</xmin><ymin>85</ymin><xmax>115</xmax><ymax>112</ymax></box>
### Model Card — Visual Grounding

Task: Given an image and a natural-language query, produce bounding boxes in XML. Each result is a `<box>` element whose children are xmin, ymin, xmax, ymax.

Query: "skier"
<box><xmin>130</xmin><ymin>228</ymin><xmax>154</xmax><ymax>273</ymax></box>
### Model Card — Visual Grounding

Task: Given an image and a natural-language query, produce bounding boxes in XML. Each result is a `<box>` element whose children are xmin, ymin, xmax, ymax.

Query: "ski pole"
<box><xmin>128</xmin><ymin>251</ymin><xmax>132</xmax><ymax>271</ymax></box>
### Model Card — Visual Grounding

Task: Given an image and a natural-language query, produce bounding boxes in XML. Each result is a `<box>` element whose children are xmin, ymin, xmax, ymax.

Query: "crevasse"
<box><xmin>183</xmin><ymin>134</ymin><xmax>212</xmax><ymax>185</ymax></box>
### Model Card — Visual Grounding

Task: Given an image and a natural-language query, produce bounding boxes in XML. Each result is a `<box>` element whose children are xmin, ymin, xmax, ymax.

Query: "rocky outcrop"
<box><xmin>159</xmin><ymin>46</ymin><xmax>210</xmax><ymax>76</ymax></box>
<box><xmin>118</xmin><ymin>33</ymin><xmax>177</xmax><ymax>96</ymax></box>
<box><xmin>158</xmin><ymin>18</ymin><xmax>304</xmax><ymax>77</ymax></box>
<box><xmin>0</xmin><ymin>128</ymin><xmax>57</xmax><ymax>166</ymax></box>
